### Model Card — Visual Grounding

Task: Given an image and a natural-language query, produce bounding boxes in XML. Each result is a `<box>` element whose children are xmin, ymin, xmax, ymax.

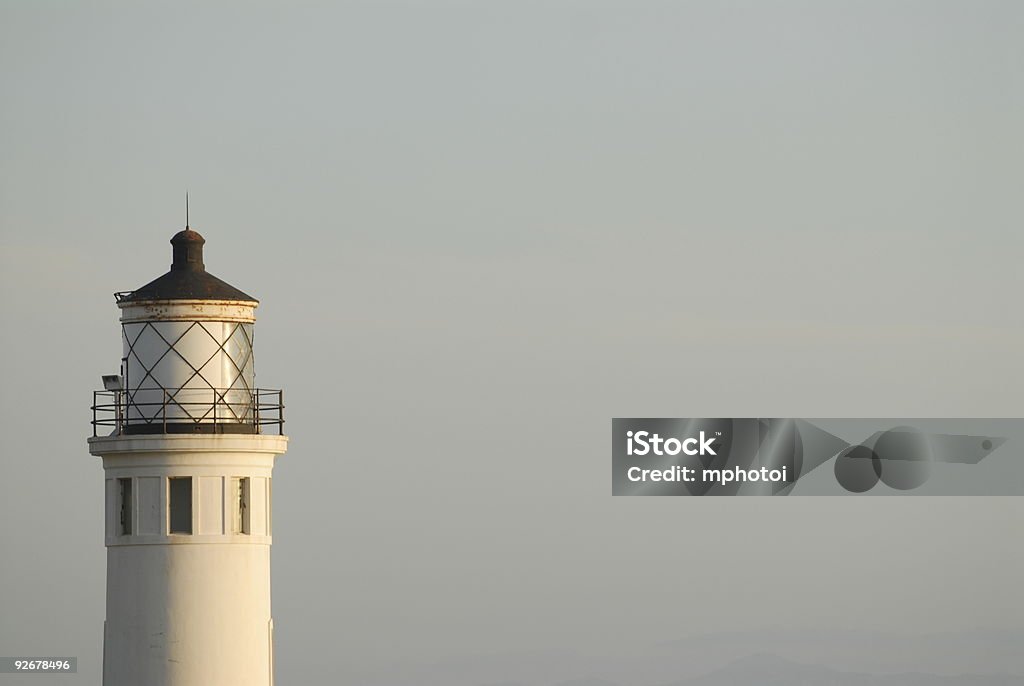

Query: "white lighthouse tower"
<box><xmin>88</xmin><ymin>224</ymin><xmax>288</xmax><ymax>686</ymax></box>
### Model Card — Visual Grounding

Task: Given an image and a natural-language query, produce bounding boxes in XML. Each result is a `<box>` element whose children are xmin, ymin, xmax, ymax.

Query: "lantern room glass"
<box><xmin>121</xmin><ymin>320</ymin><xmax>255</xmax><ymax>430</ymax></box>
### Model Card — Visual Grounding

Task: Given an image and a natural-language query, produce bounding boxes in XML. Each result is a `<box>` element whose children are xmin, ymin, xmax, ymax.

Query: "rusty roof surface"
<box><xmin>118</xmin><ymin>228</ymin><xmax>258</xmax><ymax>303</ymax></box>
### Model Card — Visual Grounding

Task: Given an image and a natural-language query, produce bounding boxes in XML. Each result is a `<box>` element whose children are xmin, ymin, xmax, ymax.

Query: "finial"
<box><xmin>186</xmin><ymin>191</ymin><xmax>190</xmax><ymax>229</ymax></box>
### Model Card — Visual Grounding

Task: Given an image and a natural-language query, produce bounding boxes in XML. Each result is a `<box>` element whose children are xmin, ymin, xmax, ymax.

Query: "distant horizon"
<box><xmin>327</xmin><ymin>626</ymin><xmax>1024</xmax><ymax>686</ymax></box>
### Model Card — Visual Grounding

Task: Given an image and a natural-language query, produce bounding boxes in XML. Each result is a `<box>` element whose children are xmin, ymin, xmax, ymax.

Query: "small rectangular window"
<box><xmin>232</xmin><ymin>477</ymin><xmax>250</xmax><ymax>535</ymax></box>
<box><xmin>168</xmin><ymin>477</ymin><xmax>193</xmax><ymax>535</ymax></box>
<box><xmin>117</xmin><ymin>478</ymin><xmax>132</xmax><ymax>535</ymax></box>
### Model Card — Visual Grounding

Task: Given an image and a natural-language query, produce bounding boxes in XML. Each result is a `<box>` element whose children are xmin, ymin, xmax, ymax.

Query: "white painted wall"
<box><xmin>90</xmin><ymin>433</ymin><xmax>288</xmax><ymax>686</ymax></box>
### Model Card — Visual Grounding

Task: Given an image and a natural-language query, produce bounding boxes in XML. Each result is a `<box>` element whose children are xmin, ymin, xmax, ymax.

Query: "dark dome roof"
<box><xmin>117</xmin><ymin>228</ymin><xmax>258</xmax><ymax>303</ymax></box>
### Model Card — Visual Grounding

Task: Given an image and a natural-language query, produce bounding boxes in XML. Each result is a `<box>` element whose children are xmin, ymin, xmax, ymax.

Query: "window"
<box><xmin>232</xmin><ymin>477</ymin><xmax>250</xmax><ymax>535</ymax></box>
<box><xmin>168</xmin><ymin>477</ymin><xmax>193</xmax><ymax>534</ymax></box>
<box><xmin>117</xmin><ymin>478</ymin><xmax>132</xmax><ymax>535</ymax></box>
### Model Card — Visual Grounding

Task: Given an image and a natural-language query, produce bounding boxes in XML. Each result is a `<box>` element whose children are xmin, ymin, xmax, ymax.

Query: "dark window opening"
<box><xmin>168</xmin><ymin>477</ymin><xmax>192</xmax><ymax>535</ymax></box>
<box><xmin>233</xmin><ymin>477</ymin><xmax>250</xmax><ymax>535</ymax></box>
<box><xmin>118</xmin><ymin>478</ymin><xmax>132</xmax><ymax>535</ymax></box>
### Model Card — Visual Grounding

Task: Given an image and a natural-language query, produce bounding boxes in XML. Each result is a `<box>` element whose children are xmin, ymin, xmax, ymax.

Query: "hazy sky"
<box><xmin>1</xmin><ymin>1</ymin><xmax>1022</xmax><ymax>684</ymax></box>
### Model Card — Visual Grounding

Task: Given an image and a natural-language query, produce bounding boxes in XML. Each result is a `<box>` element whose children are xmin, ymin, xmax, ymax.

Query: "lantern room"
<box><xmin>92</xmin><ymin>227</ymin><xmax>284</xmax><ymax>435</ymax></box>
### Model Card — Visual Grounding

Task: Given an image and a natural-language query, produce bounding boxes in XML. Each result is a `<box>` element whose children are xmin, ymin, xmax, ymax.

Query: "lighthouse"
<box><xmin>88</xmin><ymin>224</ymin><xmax>288</xmax><ymax>686</ymax></box>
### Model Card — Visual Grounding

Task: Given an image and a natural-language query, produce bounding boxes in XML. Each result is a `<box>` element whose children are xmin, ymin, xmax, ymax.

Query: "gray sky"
<box><xmin>1</xmin><ymin>1</ymin><xmax>1022</xmax><ymax>684</ymax></box>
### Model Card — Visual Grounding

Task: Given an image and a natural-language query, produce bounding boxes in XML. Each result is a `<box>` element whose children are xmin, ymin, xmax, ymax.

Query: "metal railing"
<box><xmin>92</xmin><ymin>388</ymin><xmax>285</xmax><ymax>436</ymax></box>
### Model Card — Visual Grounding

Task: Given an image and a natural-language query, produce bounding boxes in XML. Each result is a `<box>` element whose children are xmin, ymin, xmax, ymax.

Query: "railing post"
<box><xmin>163</xmin><ymin>389</ymin><xmax>167</xmax><ymax>433</ymax></box>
